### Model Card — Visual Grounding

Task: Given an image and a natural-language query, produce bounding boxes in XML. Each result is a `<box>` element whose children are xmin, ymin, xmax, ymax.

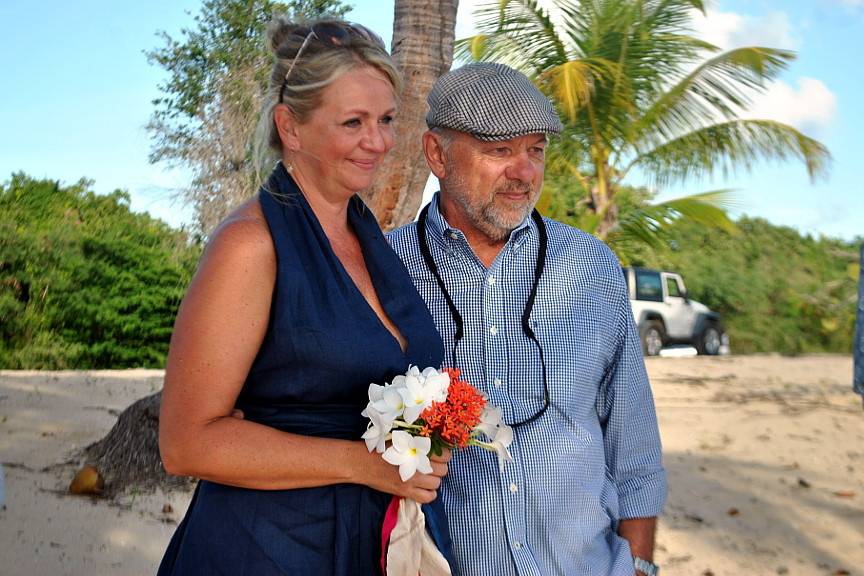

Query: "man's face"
<box><xmin>436</xmin><ymin>131</ymin><xmax>546</xmax><ymax>243</ymax></box>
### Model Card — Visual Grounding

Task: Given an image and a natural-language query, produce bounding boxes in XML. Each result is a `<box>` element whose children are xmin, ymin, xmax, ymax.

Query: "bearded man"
<box><xmin>389</xmin><ymin>63</ymin><xmax>667</xmax><ymax>576</ymax></box>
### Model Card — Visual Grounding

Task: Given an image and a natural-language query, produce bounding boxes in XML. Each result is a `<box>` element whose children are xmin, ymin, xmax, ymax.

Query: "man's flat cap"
<box><xmin>426</xmin><ymin>62</ymin><xmax>563</xmax><ymax>141</ymax></box>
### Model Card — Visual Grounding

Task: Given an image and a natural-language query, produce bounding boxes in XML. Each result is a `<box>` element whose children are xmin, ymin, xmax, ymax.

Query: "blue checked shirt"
<box><xmin>388</xmin><ymin>195</ymin><xmax>667</xmax><ymax>576</ymax></box>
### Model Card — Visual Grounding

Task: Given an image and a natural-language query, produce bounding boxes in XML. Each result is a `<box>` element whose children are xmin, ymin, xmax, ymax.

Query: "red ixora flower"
<box><xmin>419</xmin><ymin>368</ymin><xmax>486</xmax><ymax>448</ymax></box>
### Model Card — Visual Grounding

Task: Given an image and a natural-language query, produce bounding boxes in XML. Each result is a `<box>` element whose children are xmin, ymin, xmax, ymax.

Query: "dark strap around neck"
<box><xmin>416</xmin><ymin>202</ymin><xmax>548</xmax><ymax>365</ymax></box>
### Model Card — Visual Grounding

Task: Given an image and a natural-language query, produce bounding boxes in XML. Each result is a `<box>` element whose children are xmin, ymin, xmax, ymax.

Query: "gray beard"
<box><xmin>446</xmin><ymin>174</ymin><xmax>536</xmax><ymax>242</ymax></box>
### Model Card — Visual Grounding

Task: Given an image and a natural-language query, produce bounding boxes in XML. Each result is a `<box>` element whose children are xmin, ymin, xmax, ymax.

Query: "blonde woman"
<box><xmin>157</xmin><ymin>18</ymin><xmax>455</xmax><ymax>575</ymax></box>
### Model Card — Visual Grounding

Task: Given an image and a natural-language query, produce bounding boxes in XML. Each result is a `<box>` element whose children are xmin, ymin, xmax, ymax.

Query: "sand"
<box><xmin>1</xmin><ymin>355</ymin><xmax>862</xmax><ymax>576</ymax></box>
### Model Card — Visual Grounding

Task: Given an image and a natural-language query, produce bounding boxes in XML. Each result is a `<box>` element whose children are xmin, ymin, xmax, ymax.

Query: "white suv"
<box><xmin>622</xmin><ymin>267</ymin><xmax>729</xmax><ymax>357</ymax></box>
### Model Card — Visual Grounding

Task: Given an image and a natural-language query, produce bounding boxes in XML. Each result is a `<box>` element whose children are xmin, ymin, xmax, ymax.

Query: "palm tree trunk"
<box><xmin>361</xmin><ymin>0</ymin><xmax>458</xmax><ymax>230</ymax></box>
<box><xmin>591</xmin><ymin>148</ymin><xmax>618</xmax><ymax>240</ymax></box>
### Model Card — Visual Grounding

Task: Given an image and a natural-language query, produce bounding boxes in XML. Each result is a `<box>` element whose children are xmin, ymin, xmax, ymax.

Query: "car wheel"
<box><xmin>698</xmin><ymin>324</ymin><xmax>722</xmax><ymax>355</ymax></box>
<box><xmin>641</xmin><ymin>320</ymin><xmax>665</xmax><ymax>357</ymax></box>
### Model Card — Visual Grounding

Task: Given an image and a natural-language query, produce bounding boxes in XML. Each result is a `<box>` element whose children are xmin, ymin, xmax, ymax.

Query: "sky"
<box><xmin>1</xmin><ymin>0</ymin><xmax>862</xmax><ymax>241</ymax></box>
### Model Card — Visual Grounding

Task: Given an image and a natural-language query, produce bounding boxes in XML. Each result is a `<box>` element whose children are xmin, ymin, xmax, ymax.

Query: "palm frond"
<box><xmin>632</xmin><ymin>119</ymin><xmax>831</xmax><ymax>187</ymax></box>
<box><xmin>634</xmin><ymin>47</ymin><xmax>796</xmax><ymax>145</ymax></box>
<box><xmin>455</xmin><ymin>0</ymin><xmax>569</xmax><ymax>73</ymax></box>
<box><xmin>535</xmin><ymin>58</ymin><xmax>621</xmax><ymax>122</ymax></box>
<box><xmin>608</xmin><ymin>188</ymin><xmax>738</xmax><ymax>256</ymax></box>
<box><xmin>539</xmin><ymin>60</ymin><xmax>594</xmax><ymax>121</ymax></box>
<box><xmin>455</xmin><ymin>33</ymin><xmax>533</xmax><ymax>69</ymax></box>
<box><xmin>655</xmin><ymin>190</ymin><xmax>739</xmax><ymax>232</ymax></box>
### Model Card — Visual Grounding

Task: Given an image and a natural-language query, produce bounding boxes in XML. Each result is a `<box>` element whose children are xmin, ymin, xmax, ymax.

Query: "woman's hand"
<box><xmin>357</xmin><ymin>445</ymin><xmax>452</xmax><ymax>504</ymax></box>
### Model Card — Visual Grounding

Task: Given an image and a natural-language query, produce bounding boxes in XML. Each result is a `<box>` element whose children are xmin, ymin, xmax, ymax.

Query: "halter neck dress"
<box><xmin>157</xmin><ymin>163</ymin><xmax>456</xmax><ymax>575</ymax></box>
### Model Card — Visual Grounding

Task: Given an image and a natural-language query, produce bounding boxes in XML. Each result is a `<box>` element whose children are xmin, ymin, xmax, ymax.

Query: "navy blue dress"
<box><xmin>158</xmin><ymin>163</ymin><xmax>456</xmax><ymax>575</ymax></box>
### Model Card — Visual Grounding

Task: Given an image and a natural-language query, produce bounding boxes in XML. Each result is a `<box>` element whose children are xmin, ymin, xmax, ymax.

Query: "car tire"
<box><xmin>641</xmin><ymin>320</ymin><xmax>665</xmax><ymax>357</ymax></box>
<box><xmin>697</xmin><ymin>323</ymin><xmax>723</xmax><ymax>355</ymax></box>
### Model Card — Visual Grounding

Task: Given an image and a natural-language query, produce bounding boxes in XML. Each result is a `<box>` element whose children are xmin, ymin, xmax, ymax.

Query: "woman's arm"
<box><xmin>158</xmin><ymin>201</ymin><xmax>447</xmax><ymax>503</ymax></box>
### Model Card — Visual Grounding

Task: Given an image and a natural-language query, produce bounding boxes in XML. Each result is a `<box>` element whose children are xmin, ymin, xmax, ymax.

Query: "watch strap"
<box><xmin>634</xmin><ymin>556</ymin><xmax>659</xmax><ymax>576</ymax></box>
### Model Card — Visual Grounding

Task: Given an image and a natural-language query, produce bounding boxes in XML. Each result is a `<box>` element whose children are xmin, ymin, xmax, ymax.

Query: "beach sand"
<box><xmin>1</xmin><ymin>355</ymin><xmax>862</xmax><ymax>575</ymax></box>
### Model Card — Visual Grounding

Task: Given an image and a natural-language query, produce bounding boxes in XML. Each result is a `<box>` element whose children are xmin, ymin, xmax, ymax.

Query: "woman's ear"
<box><xmin>274</xmin><ymin>104</ymin><xmax>301</xmax><ymax>152</ymax></box>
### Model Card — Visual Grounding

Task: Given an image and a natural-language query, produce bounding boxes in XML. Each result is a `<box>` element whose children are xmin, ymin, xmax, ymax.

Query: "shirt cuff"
<box><xmin>617</xmin><ymin>468</ymin><xmax>668</xmax><ymax>519</ymax></box>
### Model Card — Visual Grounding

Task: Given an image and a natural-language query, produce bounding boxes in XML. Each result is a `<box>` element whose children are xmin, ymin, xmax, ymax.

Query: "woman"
<box><xmin>157</xmin><ymin>17</ymin><xmax>455</xmax><ymax>575</ymax></box>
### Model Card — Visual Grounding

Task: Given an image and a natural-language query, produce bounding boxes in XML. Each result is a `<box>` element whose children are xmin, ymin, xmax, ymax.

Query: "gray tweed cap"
<box><xmin>426</xmin><ymin>62</ymin><xmax>563</xmax><ymax>141</ymax></box>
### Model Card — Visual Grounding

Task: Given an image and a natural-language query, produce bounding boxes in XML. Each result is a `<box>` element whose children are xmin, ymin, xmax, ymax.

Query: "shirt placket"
<box><xmin>485</xmin><ymin>245</ymin><xmax>541</xmax><ymax>576</ymax></box>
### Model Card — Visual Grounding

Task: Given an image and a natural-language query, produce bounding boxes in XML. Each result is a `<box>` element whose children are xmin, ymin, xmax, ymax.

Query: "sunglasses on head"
<box><xmin>279</xmin><ymin>22</ymin><xmax>379</xmax><ymax>104</ymax></box>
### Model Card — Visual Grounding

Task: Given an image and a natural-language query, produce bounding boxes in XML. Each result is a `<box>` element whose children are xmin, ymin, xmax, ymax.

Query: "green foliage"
<box><xmin>629</xmin><ymin>216</ymin><xmax>859</xmax><ymax>355</ymax></box>
<box><xmin>147</xmin><ymin>0</ymin><xmax>350</xmax><ymax>162</ymax></box>
<box><xmin>0</xmin><ymin>174</ymin><xmax>201</xmax><ymax>368</ymax></box>
<box><xmin>540</xmin><ymin>172</ymin><xmax>737</xmax><ymax>264</ymax></box>
<box><xmin>146</xmin><ymin>0</ymin><xmax>351</xmax><ymax>231</ymax></box>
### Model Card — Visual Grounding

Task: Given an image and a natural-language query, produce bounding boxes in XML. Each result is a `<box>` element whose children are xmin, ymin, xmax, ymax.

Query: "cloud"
<box><xmin>689</xmin><ymin>8</ymin><xmax>834</xmax><ymax>133</ymax></box>
<box><xmin>690</xmin><ymin>8</ymin><xmax>798</xmax><ymax>50</ymax></box>
<box><xmin>745</xmin><ymin>77</ymin><xmax>836</xmax><ymax>133</ymax></box>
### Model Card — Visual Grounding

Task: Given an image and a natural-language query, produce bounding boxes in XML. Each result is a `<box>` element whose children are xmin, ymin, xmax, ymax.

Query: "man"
<box><xmin>855</xmin><ymin>242</ymin><xmax>863</xmax><ymax>408</ymax></box>
<box><xmin>388</xmin><ymin>63</ymin><xmax>667</xmax><ymax>576</ymax></box>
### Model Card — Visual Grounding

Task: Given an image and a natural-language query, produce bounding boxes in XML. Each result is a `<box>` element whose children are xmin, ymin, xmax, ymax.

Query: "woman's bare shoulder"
<box><xmin>204</xmin><ymin>197</ymin><xmax>274</xmax><ymax>266</ymax></box>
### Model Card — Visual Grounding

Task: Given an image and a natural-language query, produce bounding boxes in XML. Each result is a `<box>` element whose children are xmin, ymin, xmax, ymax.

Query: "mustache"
<box><xmin>495</xmin><ymin>181</ymin><xmax>535</xmax><ymax>196</ymax></box>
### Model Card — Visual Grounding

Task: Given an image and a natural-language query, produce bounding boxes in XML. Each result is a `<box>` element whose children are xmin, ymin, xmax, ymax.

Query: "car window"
<box><xmin>666</xmin><ymin>277</ymin><xmax>682</xmax><ymax>298</ymax></box>
<box><xmin>635</xmin><ymin>270</ymin><xmax>663</xmax><ymax>302</ymax></box>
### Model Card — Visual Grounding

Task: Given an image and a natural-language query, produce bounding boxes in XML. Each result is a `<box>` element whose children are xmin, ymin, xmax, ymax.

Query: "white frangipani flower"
<box><xmin>365</xmin><ymin>382</ymin><xmax>405</xmax><ymax>421</ymax></box>
<box><xmin>390</xmin><ymin>364</ymin><xmax>422</xmax><ymax>389</ymax></box>
<box><xmin>476</xmin><ymin>405</ymin><xmax>503</xmax><ymax>440</ymax></box>
<box><xmin>361</xmin><ymin>405</ymin><xmax>393</xmax><ymax>454</ymax></box>
<box><xmin>475</xmin><ymin>405</ymin><xmax>514</xmax><ymax>470</ymax></box>
<box><xmin>486</xmin><ymin>423</ymin><xmax>514</xmax><ymax>470</ymax></box>
<box><xmin>420</xmin><ymin>367</ymin><xmax>450</xmax><ymax>402</ymax></box>
<box><xmin>398</xmin><ymin>374</ymin><xmax>438</xmax><ymax>424</ymax></box>
<box><xmin>382</xmin><ymin>430</ymin><xmax>433</xmax><ymax>481</ymax></box>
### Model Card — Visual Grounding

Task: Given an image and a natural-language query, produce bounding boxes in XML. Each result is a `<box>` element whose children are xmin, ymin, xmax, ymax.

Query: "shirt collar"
<box><xmin>425</xmin><ymin>192</ymin><xmax>536</xmax><ymax>250</ymax></box>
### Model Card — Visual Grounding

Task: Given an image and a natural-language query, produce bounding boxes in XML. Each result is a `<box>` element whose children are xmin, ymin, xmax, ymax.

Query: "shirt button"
<box><xmin>487</xmin><ymin>276</ymin><xmax>496</xmax><ymax>285</ymax></box>
<box><xmin>449</xmin><ymin>231</ymin><xmax>458</xmax><ymax>239</ymax></box>
<box><xmin>509</xmin><ymin>483</ymin><xmax>518</xmax><ymax>493</ymax></box>
<box><xmin>513</xmin><ymin>541</ymin><xmax>523</xmax><ymax>550</ymax></box>
<box><xmin>490</xmin><ymin>326</ymin><xmax>498</xmax><ymax>335</ymax></box>
<box><xmin>493</xmin><ymin>378</ymin><xmax>503</xmax><ymax>388</ymax></box>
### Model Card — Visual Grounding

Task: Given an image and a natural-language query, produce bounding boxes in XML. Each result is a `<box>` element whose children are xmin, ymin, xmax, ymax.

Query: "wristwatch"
<box><xmin>634</xmin><ymin>556</ymin><xmax>659</xmax><ymax>576</ymax></box>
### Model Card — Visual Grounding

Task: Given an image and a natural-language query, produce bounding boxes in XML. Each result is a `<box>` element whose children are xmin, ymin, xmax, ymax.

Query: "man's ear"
<box><xmin>422</xmin><ymin>131</ymin><xmax>447</xmax><ymax>179</ymax></box>
<box><xmin>274</xmin><ymin>104</ymin><xmax>301</xmax><ymax>152</ymax></box>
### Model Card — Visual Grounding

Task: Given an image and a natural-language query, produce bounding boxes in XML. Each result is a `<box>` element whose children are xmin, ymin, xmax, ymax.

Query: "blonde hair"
<box><xmin>253</xmin><ymin>17</ymin><xmax>401</xmax><ymax>174</ymax></box>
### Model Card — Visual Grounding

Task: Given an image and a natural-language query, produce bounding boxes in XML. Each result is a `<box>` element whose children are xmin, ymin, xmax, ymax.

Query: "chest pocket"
<box><xmin>528</xmin><ymin>286</ymin><xmax>616</xmax><ymax>419</ymax></box>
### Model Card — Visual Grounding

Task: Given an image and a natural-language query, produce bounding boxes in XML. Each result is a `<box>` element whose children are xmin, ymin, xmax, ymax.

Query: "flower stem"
<box><xmin>392</xmin><ymin>421</ymin><xmax>423</xmax><ymax>432</ymax></box>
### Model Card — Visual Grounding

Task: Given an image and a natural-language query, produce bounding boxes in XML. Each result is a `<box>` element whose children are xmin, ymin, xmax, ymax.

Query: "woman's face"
<box><xmin>289</xmin><ymin>66</ymin><xmax>396</xmax><ymax>199</ymax></box>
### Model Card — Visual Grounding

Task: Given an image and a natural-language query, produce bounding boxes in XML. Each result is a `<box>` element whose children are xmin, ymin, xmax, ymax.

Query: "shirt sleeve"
<box><xmin>596</xmin><ymin>269</ymin><xmax>668</xmax><ymax>519</ymax></box>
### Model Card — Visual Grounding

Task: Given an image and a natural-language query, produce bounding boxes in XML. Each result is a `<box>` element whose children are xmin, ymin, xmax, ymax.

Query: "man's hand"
<box><xmin>618</xmin><ymin>517</ymin><xmax>657</xmax><ymax>573</ymax></box>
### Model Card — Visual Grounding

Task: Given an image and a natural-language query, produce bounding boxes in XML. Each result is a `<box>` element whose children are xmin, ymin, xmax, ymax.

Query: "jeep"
<box><xmin>621</xmin><ymin>267</ymin><xmax>728</xmax><ymax>356</ymax></box>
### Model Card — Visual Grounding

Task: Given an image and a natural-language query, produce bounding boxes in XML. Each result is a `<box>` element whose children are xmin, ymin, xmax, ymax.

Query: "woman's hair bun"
<box><xmin>266</xmin><ymin>16</ymin><xmax>305</xmax><ymax>56</ymax></box>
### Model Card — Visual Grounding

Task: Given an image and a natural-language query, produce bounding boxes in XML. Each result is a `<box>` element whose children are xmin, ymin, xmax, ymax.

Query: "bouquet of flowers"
<box><xmin>362</xmin><ymin>366</ymin><xmax>514</xmax><ymax>479</ymax></box>
<box><xmin>362</xmin><ymin>366</ymin><xmax>514</xmax><ymax>576</ymax></box>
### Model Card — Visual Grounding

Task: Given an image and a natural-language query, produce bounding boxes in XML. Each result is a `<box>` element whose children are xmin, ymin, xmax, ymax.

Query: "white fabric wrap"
<box><xmin>385</xmin><ymin>498</ymin><xmax>451</xmax><ymax>576</ymax></box>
